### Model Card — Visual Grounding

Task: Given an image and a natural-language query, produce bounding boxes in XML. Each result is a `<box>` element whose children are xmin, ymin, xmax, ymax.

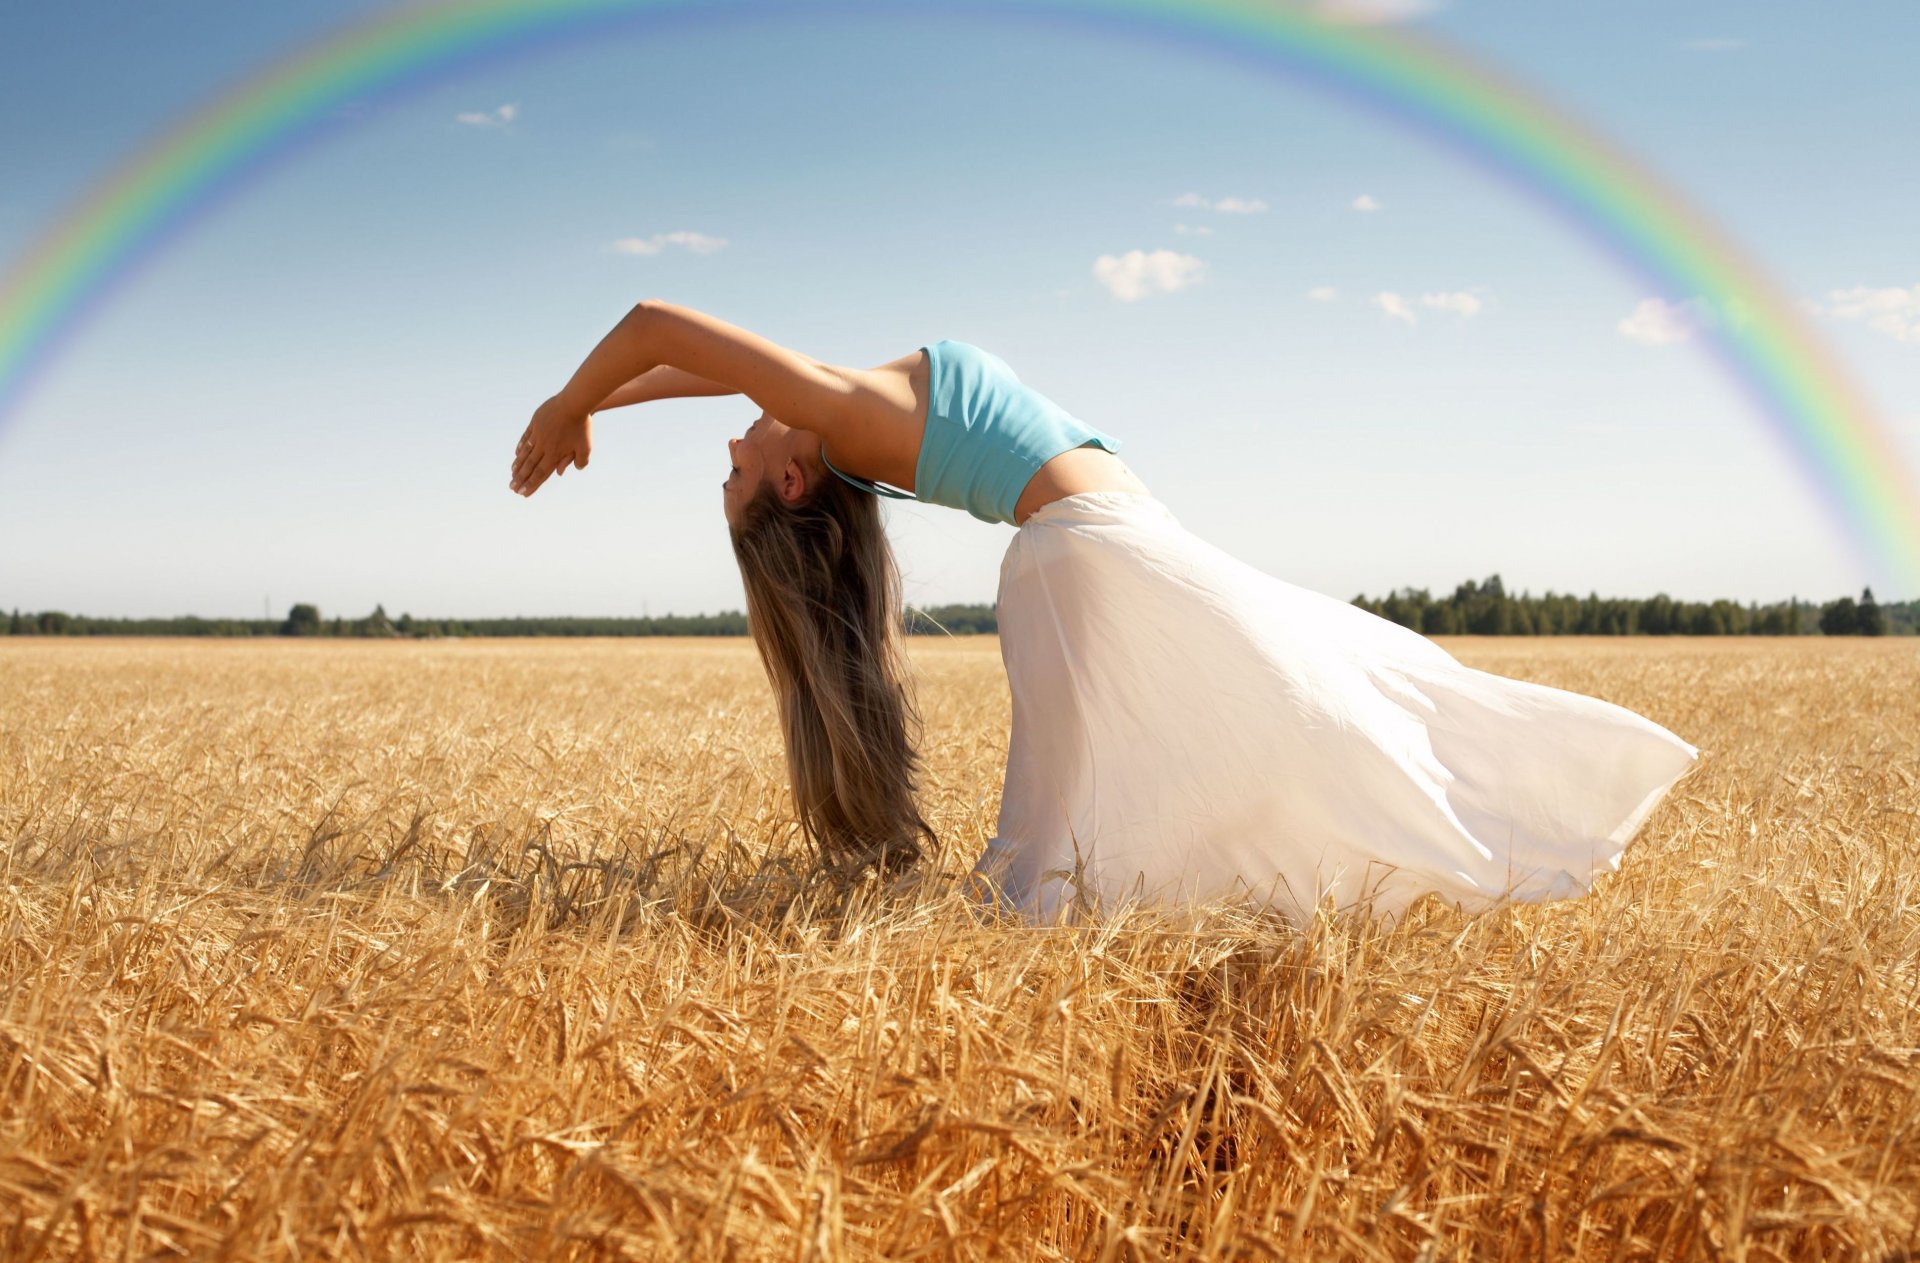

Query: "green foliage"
<box><xmin>282</xmin><ymin>603</ymin><xmax>322</xmax><ymax>637</ymax></box>
<box><xmin>1857</xmin><ymin>587</ymin><xmax>1886</xmax><ymax>636</ymax></box>
<box><xmin>357</xmin><ymin>605</ymin><xmax>398</xmax><ymax>638</ymax></box>
<box><xmin>1351</xmin><ymin>575</ymin><xmax>1919</xmax><ymax>637</ymax></box>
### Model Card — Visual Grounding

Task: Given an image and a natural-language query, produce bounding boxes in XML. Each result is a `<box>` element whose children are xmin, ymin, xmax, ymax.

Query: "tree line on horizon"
<box><xmin>1348</xmin><ymin>576</ymin><xmax>1908</xmax><ymax>637</ymax></box>
<box><xmin>2</xmin><ymin>581</ymin><xmax>1911</xmax><ymax>639</ymax></box>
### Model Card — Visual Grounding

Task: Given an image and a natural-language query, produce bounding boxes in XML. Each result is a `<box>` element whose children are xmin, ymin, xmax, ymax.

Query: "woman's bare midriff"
<box><xmin>1013</xmin><ymin>446</ymin><xmax>1152</xmax><ymax>525</ymax></box>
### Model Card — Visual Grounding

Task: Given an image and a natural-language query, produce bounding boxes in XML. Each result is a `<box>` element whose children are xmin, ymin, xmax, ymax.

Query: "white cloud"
<box><xmin>1093</xmin><ymin>249</ymin><xmax>1207</xmax><ymax>302</ymax></box>
<box><xmin>456</xmin><ymin>103</ymin><xmax>518</xmax><ymax>127</ymax></box>
<box><xmin>1351</xmin><ymin>194</ymin><xmax>1383</xmax><ymax>213</ymax></box>
<box><xmin>1815</xmin><ymin>284</ymin><xmax>1920</xmax><ymax>343</ymax></box>
<box><xmin>1364</xmin><ymin>288</ymin><xmax>1485</xmax><ymax>323</ymax></box>
<box><xmin>1306</xmin><ymin>286</ymin><xmax>1339</xmax><ymax>302</ymax></box>
<box><xmin>612</xmin><ymin>230</ymin><xmax>729</xmax><ymax>257</ymax></box>
<box><xmin>1169</xmin><ymin>193</ymin><xmax>1267</xmax><ymax>214</ymax></box>
<box><xmin>1421</xmin><ymin>290</ymin><xmax>1484</xmax><ymax>317</ymax></box>
<box><xmin>1315</xmin><ymin>0</ymin><xmax>1441</xmax><ymax>25</ymax></box>
<box><xmin>1618</xmin><ymin>296</ymin><xmax>1713</xmax><ymax>346</ymax></box>
<box><xmin>1375</xmin><ymin>292</ymin><xmax>1417</xmax><ymax>324</ymax></box>
<box><xmin>1173</xmin><ymin>223</ymin><xmax>1213</xmax><ymax>237</ymax></box>
<box><xmin>1682</xmin><ymin>37</ymin><xmax>1746</xmax><ymax>51</ymax></box>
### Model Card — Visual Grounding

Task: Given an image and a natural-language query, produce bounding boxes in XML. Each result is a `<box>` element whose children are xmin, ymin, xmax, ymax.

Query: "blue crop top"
<box><xmin>819</xmin><ymin>340</ymin><xmax>1122</xmax><ymax>526</ymax></box>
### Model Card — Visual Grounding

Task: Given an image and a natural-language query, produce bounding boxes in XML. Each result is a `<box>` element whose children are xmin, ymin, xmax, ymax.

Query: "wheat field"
<box><xmin>1</xmin><ymin>635</ymin><xmax>1915</xmax><ymax>1260</ymax></box>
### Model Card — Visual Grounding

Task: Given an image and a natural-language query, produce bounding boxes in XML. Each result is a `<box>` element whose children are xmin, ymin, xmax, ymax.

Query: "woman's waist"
<box><xmin>1014</xmin><ymin>448</ymin><xmax>1155</xmax><ymax>526</ymax></box>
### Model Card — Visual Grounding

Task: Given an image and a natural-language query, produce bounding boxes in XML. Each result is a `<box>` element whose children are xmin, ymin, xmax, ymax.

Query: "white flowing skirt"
<box><xmin>972</xmin><ymin>492</ymin><xmax>1700</xmax><ymax>923</ymax></box>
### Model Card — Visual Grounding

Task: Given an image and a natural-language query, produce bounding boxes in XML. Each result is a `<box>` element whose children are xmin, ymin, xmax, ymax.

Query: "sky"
<box><xmin>2</xmin><ymin>0</ymin><xmax>1917</xmax><ymax>621</ymax></box>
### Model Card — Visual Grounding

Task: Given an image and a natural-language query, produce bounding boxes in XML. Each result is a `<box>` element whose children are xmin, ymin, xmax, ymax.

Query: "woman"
<box><xmin>511</xmin><ymin>299</ymin><xmax>1700</xmax><ymax>921</ymax></box>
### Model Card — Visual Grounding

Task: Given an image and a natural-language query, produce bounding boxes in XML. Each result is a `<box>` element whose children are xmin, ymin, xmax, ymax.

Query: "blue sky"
<box><xmin>2</xmin><ymin>0</ymin><xmax>1917</xmax><ymax>620</ymax></box>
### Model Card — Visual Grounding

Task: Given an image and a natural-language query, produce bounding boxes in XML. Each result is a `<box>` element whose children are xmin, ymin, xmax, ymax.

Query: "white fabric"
<box><xmin>973</xmin><ymin>491</ymin><xmax>1700</xmax><ymax>923</ymax></box>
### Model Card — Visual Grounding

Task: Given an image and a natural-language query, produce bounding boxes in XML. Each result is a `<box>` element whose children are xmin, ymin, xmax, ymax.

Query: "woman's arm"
<box><xmin>512</xmin><ymin>299</ymin><xmax>921</xmax><ymax>498</ymax></box>
<box><xmin>549</xmin><ymin>300</ymin><xmax>865</xmax><ymax>425</ymax></box>
<box><xmin>593</xmin><ymin>365</ymin><xmax>738</xmax><ymax>412</ymax></box>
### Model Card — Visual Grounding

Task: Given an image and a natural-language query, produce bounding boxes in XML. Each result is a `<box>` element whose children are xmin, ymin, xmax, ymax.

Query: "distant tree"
<box><xmin>282</xmin><ymin>603</ymin><xmax>322</xmax><ymax>636</ymax></box>
<box><xmin>1640</xmin><ymin>594</ymin><xmax>1674</xmax><ymax>636</ymax></box>
<box><xmin>1378</xmin><ymin>590</ymin><xmax>1420</xmax><ymax>630</ymax></box>
<box><xmin>1819</xmin><ymin>595</ymin><xmax>1860</xmax><ymax>636</ymax></box>
<box><xmin>397</xmin><ymin>611</ymin><xmax>414</xmax><ymax>636</ymax></box>
<box><xmin>359</xmin><ymin>604</ymin><xmax>397</xmax><ymax>638</ymax></box>
<box><xmin>1857</xmin><ymin>587</ymin><xmax>1886</xmax><ymax>636</ymax></box>
<box><xmin>37</xmin><ymin>611</ymin><xmax>71</xmax><ymax>635</ymax></box>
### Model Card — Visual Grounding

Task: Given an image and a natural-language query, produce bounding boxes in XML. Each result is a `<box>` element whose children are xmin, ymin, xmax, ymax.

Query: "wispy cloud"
<box><xmin>1421</xmin><ymin>290</ymin><xmax>1484</xmax><ymax>317</ymax></box>
<box><xmin>1170</xmin><ymin>192</ymin><xmax>1269</xmax><ymax>214</ymax></box>
<box><xmin>612</xmin><ymin>231</ymin><xmax>729</xmax><ymax>257</ymax></box>
<box><xmin>1350</xmin><ymin>194</ymin><xmax>1383</xmax><ymax>213</ymax></box>
<box><xmin>1315</xmin><ymin>0</ymin><xmax>1442</xmax><ymax>25</ymax></box>
<box><xmin>1813</xmin><ymin>284</ymin><xmax>1920</xmax><ymax>343</ymax></box>
<box><xmin>1306</xmin><ymin>286</ymin><xmax>1339</xmax><ymax>302</ymax></box>
<box><xmin>1618</xmin><ymin>296</ymin><xmax>1714</xmax><ymax>345</ymax></box>
<box><xmin>1213</xmin><ymin>196</ymin><xmax>1269</xmax><ymax>214</ymax></box>
<box><xmin>456</xmin><ymin>103</ymin><xmax>518</xmax><ymax>128</ymax></box>
<box><xmin>1375</xmin><ymin>292</ymin><xmax>1417</xmax><ymax>324</ymax></box>
<box><xmin>1093</xmin><ymin>249</ymin><xmax>1207</xmax><ymax>302</ymax></box>
<box><xmin>1173</xmin><ymin>223</ymin><xmax>1213</xmax><ymax>237</ymax></box>
<box><xmin>1373</xmin><ymin>289</ymin><xmax>1486</xmax><ymax>324</ymax></box>
<box><xmin>1682</xmin><ymin>37</ymin><xmax>1746</xmax><ymax>51</ymax></box>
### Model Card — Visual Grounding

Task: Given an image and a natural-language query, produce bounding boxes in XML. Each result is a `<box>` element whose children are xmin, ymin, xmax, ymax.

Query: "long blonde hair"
<box><xmin>729</xmin><ymin>471</ymin><xmax>935</xmax><ymax>878</ymax></box>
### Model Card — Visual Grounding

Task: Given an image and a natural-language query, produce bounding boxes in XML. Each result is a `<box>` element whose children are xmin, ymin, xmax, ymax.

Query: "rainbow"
<box><xmin>2</xmin><ymin>0</ymin><xmax>1916</xmax><ymax>589</ymax></box>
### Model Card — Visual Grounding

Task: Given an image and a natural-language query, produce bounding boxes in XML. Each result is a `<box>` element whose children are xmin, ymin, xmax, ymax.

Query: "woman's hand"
<box><xmin>510</xmin><ymin>397</ymin><xmax>593</xmax><ymax>497</ymax></box>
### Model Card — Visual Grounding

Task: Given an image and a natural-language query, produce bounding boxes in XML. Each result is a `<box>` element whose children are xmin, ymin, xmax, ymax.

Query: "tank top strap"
<box><xmin>820</xmin><ymin>445</ymin><xmax>915</xmax><ymax>500</ymax></box>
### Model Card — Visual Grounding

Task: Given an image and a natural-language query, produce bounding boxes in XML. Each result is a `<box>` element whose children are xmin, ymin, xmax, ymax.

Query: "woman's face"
<box><xmin>723</xmin><ymin>412</ymin><xmax>814</xmax><ymax>527</ymax></box>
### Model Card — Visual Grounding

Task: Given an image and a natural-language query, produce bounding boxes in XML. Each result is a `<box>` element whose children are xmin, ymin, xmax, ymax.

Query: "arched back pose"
<box><xmin>511</xmin><ymin>300</ymin><xmax>1699</xmax><ymax>920</ymax></box>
